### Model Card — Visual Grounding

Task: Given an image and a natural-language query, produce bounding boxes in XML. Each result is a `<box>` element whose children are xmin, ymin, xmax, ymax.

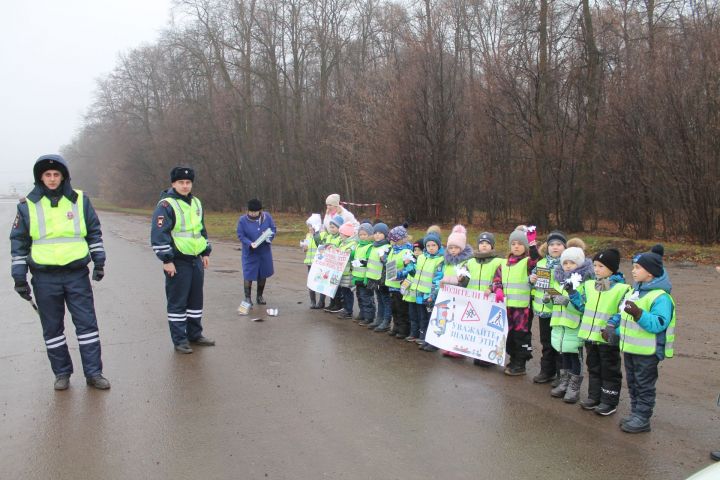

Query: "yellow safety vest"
<box><xmin>386</xmin><ymin>247</ymin><xmax>411</xmax><ymax>289</ymax></box>
<box><xmin>164</xmin><ymin>196</ymin><xmax>208</xmax><ymax>256</ymax></box>
<box><xmin>619</xmin><ymin>289</ymin><xmax>676</xmax><ymax>357</ymax></box>
<box><xmin>304</xmin><ymin>234</ymin><xmax>317</xmax><ymax>265</ymax></box>
<box><xmin>466</xmin><ymin>257</ymin><xmax>504</xmax><ymax>291</ymax></box>
<box><xmin>550</xmin><ymin>283</ymin><xmax>583</xmax><ymax>329</ymax></box>
<box><xmin>502</xmin><ymin>257</ymin><xmax>531</xmax><ymax>308</ymax></box>
<box><xmin>578</xmin><ymin>280</ymin><xmax>631</xmax><ymax>343</ymax></box>
<box><xmin>403</xmin><ymin>254</ymin><xmax>444</xmax><ymax>302</ymax></box>
<box><xmin>366</xmin><ymin>244</ymin><xmax>389</xmax><ymax>281</ymax></box>
<box><xmin>27</xmin><ymin>190</ymin><xmax>89</xmax><ymax>266</ymax></box>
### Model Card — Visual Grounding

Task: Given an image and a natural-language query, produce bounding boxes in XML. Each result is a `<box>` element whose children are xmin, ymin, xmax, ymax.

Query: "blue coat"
<box><xmin>237</xmin><ymin>212</ymin><xmax>277</xmax><ymax>280</ymax></box>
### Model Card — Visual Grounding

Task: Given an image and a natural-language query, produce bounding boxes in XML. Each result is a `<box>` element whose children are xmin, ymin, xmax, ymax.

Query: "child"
<box><xmin>545</xmin><ymin>242</ymin><xmax>593</xmax><ymax>403</ymax></box>
<box><xmin>366</xmin><ymin>223</ymin><xmax>392</xmax><ymax>332</ymax></box>
<box><xmin>323</xmin><ymin>215</ymin><xmax>345</xmax><ymax>313</ymax></box>
<box><xmin>501</xmin><ymin>226</ymin><xmax>539</xmax><ymax>375</ymax></box>
<box><xmin>399</xmin><ymin>232</ymin><xmax>444</xmax><ymax>351</ymax></box>
<box><xmin>353</xmin><ymin>223</ymin><xmax>377</xmax><ymax>326</ymax></box>
<box><xmin>461</xmin><ymin>232</ymin><xmax>504</xmax><ymax>366</ymax></box>
<box><xmin>385</xmin><ymin>225</ymin><xmax>413</xmax><ymax>339</ymax></box>
<box><xmin>604</xmin><ymin>244</ymin><xmax>675</xmax><ymax>433</ymax></box>
<box><xmin>439</xmin><ymin>225</ymin><xmax>474</xmax><ymax>357</ymax></box>
<box><xmin>529</xmin><ymin>231</ymin><xmax>567</xmax><ymax>384</ymax></box>
<box><xmin>335</xmin><ymin>223</ymin><xmax>358</xmax><ymax>319</ymax></box>
<box><xmin>302</xmin><ymin>215</ymin><xmax>321</xmax><ymax>309</ymax></box>
<box><xmin>570</xmin><ymin>248</ymin><xmax>630</xmax><ymax>415</ymax></box>
<box><xmin>400</xmin><ymin>239</ymin><xmax>424</xmax><ymax>341</ymax></box>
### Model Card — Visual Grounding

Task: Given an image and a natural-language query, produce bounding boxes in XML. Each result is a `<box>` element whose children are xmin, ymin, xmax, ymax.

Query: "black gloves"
<box><xmin>564</xmin><ymin>280</ymin><xmax>576</xmax><ymax>294</ymax></box>
<box><xmin>92</xmin><ymin>267</ymin><xmax>105</xmax><ymax>282</ymax></box>
<box><xmin>14</xmin><ymin>279</ymin><xmax>32</xmax><ymax>301</ymax></box>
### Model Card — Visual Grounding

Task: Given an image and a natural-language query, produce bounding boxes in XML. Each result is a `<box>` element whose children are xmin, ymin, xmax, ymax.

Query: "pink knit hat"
<box><xmin>339</xmin><ymin>223</ymin><xmax>356</xmax><ymax>237</ymax></box>
<box><xmin>447</xmin><ymin>225</ymin><xmax>467</xmax><ymax>249</ymax></box>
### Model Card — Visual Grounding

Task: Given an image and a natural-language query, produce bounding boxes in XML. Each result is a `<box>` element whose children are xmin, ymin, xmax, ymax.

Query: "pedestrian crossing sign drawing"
<box><xmin>460</xmin><ymin>301</ymin><xmax>480</xmax><ymax>322</ymax></box>
<box><xmin>487</xmin><ymin>305</ymin><xmax>506</xmax><ymax>332</ymax></box>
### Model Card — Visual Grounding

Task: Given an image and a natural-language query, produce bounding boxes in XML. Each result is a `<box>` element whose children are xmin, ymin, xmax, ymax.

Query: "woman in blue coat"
<box><xmin>237</xmin><ymin>199</ymin><xmax>277</xmax><ymax>305</ymax></box>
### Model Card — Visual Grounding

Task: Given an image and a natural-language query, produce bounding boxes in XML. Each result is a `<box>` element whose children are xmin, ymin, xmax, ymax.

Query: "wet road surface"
<box><xmin>1</xmin><ymin>203</ymin><xmax>717</xmax><ymax>479</ymax></box>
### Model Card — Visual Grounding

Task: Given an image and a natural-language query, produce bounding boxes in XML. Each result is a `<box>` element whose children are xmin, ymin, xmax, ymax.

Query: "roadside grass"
<box><xmin>94</xmin><ymin>201</ymin><xmax>720</xmax><ymax>265</ymax></box>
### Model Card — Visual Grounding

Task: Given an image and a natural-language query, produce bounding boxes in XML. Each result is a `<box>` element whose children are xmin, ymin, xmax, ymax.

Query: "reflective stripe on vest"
<box><xmin>619</xmin><ymin>289</ymin><xmax>676</xmax><ymax>357</ymax></box>
<box><xmin>165</xmin><ymin>197</ymin><xmax>208</xmax><ymax>256</ymax></box>
<box><xmin>531</xmin><ymin>258</ymin><xmax>553</xmax><ymax>315</ymax></box>
<box><xmin>466</xmin><ymin>257</ymin><xmax>504</xmax><ymax>291</ymax></box>
<box><xmin>404</xmin><ymin>254</ymin><xmax>444</xmax><ymax>297</ymax></box>
<box><xmin>366</xmin><ymin>245</ymin><xmax>388</xmax><ymax>280</ymax></box>
<box><xmin>502</xmin><ymin>257</ymin><xmax>531</xmax><ymax>307</ymax></box>
<box><xmin>578</xmin><ymin>280</ymin><xmax>630</xmax><ymax>342</ymax></box>
<box><xmin>27</xmin><ymin>190</ymin><xmax>89</xmax><ymax>266</ymax></box>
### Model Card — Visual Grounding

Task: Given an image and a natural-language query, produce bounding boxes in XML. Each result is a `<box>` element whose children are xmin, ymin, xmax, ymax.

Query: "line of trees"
<box><xmin>64</xmin><ymin>0</ymin><xmax>720</xmax><ymax>242</ymax></box>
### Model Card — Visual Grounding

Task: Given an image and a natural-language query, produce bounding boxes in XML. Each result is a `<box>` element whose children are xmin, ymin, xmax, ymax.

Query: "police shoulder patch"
<box><xmin>157</xmin><ymin>215</ymin><xmax>165</xmax><ymax>227</ymax></box>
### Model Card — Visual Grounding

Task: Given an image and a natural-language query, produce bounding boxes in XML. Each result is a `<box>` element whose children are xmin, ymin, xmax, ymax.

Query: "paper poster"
<box><xmin>307</xmin><ymin>246</ymin><xmax>351</xmax><ymax>297</ymax></box>
<box><xmin>385</xmin><ymin>261</ymin><xmax>398</xmax><ymax>283</ymax></box>
<box><xmin>424</xmin><ymin>284</ymin><xmax>509</xmax><ymax>365</ymax></box>
<box><xmin>251</xmin><ymin>228</ymin><xmax>274</xmax><ymax>249</ymax></box>
<box><xmin>535</xmin><ymin>267</ymin><xmax>552</xmax><ymax>290</ymax></box>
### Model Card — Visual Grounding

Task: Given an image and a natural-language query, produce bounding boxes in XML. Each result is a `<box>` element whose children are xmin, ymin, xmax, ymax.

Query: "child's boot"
<box><xmin>563</xmin><ymin>374</ymin><xmax>583</xmax><ymax>403</ymax></box>
<box><xmin>551</xmin><ymin>370</ymin><xmax>570</xmax><ymax>397</ymax></box>
<box><xmin>620</xmin><ymin>415</ymin><xmax>651</xmax><ymax>433</ymax></box>
<box><xmin>309</xmin><ymin>291</ymin><xmax>317</xmax><ymax>309</ymax></box>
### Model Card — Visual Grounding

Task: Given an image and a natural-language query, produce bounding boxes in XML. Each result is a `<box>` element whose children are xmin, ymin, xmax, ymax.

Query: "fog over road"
<box><xmin>1</xmin><ymin>203</ymin><xmax>718</xmax><ymax>479</ymax></box>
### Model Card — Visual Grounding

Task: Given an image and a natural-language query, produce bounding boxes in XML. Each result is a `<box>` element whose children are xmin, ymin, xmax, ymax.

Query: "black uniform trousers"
<box><xmin>31</xmin><ymin>267</ymin><xmax>103</xmax><ymax>378</ymax></box>
<box><xmin>166</xmin><ymin>257</ymin><xmax>204</xmax><ymax>345</ymax></box>
<box><xmin>624</xmin><ymin>352</ymin><xmax>660</xmax><ymax>420</ymax></box>
<box><xmin>585</xmin><ymin>341</ymin><xmax>622</xmax><ymax>406</ymax></box>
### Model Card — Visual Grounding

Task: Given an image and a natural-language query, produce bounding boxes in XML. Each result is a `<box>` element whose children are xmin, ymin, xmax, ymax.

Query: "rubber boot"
<box><xmin>315</xmin><ymin>294</ymin><xmax>326</xmax><ymax>310</ymax></box>
<box><xmin>256</xmin><ymin>279</ymin><xmax>267</xmax><ymax>305</ymax></box>
<box><xmin>550</xmin><ymin>370</ymin><xmax>570</xmax><ymax>397</ymax></box>
<box><xmin>243</xmin><ymin>281</ymin><xmax>253</xmax><ymax>305</ymax></box>
<box><xmin>563</xmin><ymin>374</ymin><xmax>583</xmax><ymax>403</ymax></box>
<box><xmin>309</xmin><ymin>290</ymin><xmax>317</xmax><ymax>309</ymax></box>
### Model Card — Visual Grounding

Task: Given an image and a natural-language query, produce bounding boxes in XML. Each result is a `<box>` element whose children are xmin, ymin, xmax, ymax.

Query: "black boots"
<box><xmin>256</xmin><ymin>279</ymin><xmax>267</xmax><ymax>305</ymax></box>
<box><xmin>243</xmin><ymin>281</ymin><xmax>253</xmax><ymax>305</ymax></box>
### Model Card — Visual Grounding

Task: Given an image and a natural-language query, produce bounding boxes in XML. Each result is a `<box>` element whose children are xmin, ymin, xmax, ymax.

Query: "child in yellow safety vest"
<box><xmin>438</xmin><ymin>225</ymin><xmax>474</xmax><ymax>357</ymax></box>
<box><xmin>460</xmin><ymin>231</ymin><xmax>504</xmax><ymax>367</ymax></box>
<box><xmin>603</xmin><ymin>244</ymin><xmax>675</xmax><ymax>434</ymax></box>
<box><xmin>544</xmin><ymin>241</ymin><xmax>593</xmax><ymax>404</ymax></box>
<box><xmin>334</xmin><ymin>223</ymin><xmax>358</xmax><ymax>319</ymax></box>
<box><xmin>566</xmin><ymin>248</ymin><xmax>629</xmax><ymax>416</ymax></box>
<box><xmin>302</xmin><ymin>215</ymin><xmax>322</xmax><ymax>309</ymax></box>
<box><xmin>385</xmin><ymin>225</ymin><xmax>414</xmax><ymax>338</ymax></box>
<box><xmin>365</xmin><ymin>223</ymin><xmax>392</xmax><ymax>331</ymax></box>
<box><xmin>529</xmin><ymin>231</ymin><xmax>567</xmax><ymax>384</ymax></box>
<box><xmin>354</xmin><ymin>223</ymin><xmax>377</xmax><ymax>325</ymax></box>
<box><xmin>502</xmin><ymin>226</ymin><xmax>540</xmax><ymax>376</ymax></box>
<box><xmin>321</xmin><ymin>215</ymin><xmax>346</xmax><ymax>313</ymax></box>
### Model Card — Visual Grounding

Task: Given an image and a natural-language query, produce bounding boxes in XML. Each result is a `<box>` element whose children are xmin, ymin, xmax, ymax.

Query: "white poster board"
<box><xmin>307</xmin><ymin>246</ymin><xmax>351</xmax><ymax>297</ymax></box>
<box><xmin>424</xmin><ymin>284</ymin><xmax>509</xmax><ymax>365</ymax></box>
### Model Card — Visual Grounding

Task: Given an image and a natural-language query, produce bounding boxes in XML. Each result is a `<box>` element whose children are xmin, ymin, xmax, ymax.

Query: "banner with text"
<box><xmin>307</xmin><ymin>246</ymin><xmax>351</xmax><ymax>298</ymax></box>
<box><xmin>424</xmin><ymin>284</ymin><xmax>508</xmax><ymax>365</ymax></box>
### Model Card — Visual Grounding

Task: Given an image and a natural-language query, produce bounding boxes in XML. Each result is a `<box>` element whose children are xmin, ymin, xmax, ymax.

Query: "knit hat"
<box><xmin>633</xmin><ymin>244</ymin><xmax>665</xmax><ymax>278</ymax></box>
<box><xmin>330</xmin><ymin>215</ymin><xmax>345</xmax><ymax>228</ymax></box>
<box><xmin>171</xmin><ymin>166</ymin><xmax>195</xmax><ymax>183</ymax></box>
<box><xmin>593</xmin><ymin>248</ymin><xmax>621</xmax><ymax>274</ymax></box>
<box><xmin>34</xmin><ymin>154</ymin><xmax>70</xmax><ymax>183</ymax></box>
<box><xmin>325</xmin><ymin>194</ymin><xmax>341</xmax><ymax>207</ymax></box>
<box><xmin>387</xmin><ymin>225</ymin><xmax>408</xmax><ymax>242</ymax></box>
<box><xmin>424</xmin><ymin>232</ymin><xmax>441</xmax><ymax>248</ymax></box>
<box><xmin>248</xmin><ymin>198</ymin><xmax>262</xmax><ymax>211</ymax></box>
<box><xmin>560</xmin><ymin>247</ymin><xmax>585</xmax><ymax>267</ymax></box>
<box><xmin>358</xmin><ymin>222</ymin><xmax>374</xmax><ymax>237</ymax></box>
<box><xmin>413</xmin><ymin>239</ymin><xmax>425</xmax><ymax>251</ymax></box>
<box><xmin>373</xmin><ymin>222</ymin><xmax>389</xmax><ymax>237</ymax></box>
<box><xmin>447</xmin><ymin>225</ymin><xmax>468</xmax><ymax>249</ymax></box>
<box><xmin>508</xmin><ymin>227</ymin><xmax>529</xmax><ymax>249</ymax></box>
<box><xmin>477</xmin><ymin>232</ymin><xmax>496</xmax><ymax>248</ymax></box>
<box><xmin>339</xmin><ymin>223</ymin><xmax>356</xmax><ymax>237</ymax></box>
<box><xmin>427</xmin><ymin>225</ymin><xmax>442</xmax><ymax>236</ymax></box>
<box><xmin>547</xmin><ymin>230</ymin><xmax>567</xmax><ymax>247</ymax></box>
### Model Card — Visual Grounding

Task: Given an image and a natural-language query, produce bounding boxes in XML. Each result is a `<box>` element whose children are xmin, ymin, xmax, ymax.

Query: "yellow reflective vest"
<box><xmin>27</xmin><ymin>190</ymin><xmax>89</xmax><ymax>266</ymax></box>
<box><xmin>164</xmin><ymin>196</ymin><xmax>208</xmax><ymax>256</ymax></box>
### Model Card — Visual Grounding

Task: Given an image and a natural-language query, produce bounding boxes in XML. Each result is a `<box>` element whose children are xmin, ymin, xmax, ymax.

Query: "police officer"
<box><xmin>151</xmin><ymin>167</ymin><xmax>214</xmax><ymax>353</ymax></box>
<box><xmin>10</xmin><ymin>154</ymin><xmax>110</xmax><ymax>390</ymax></box>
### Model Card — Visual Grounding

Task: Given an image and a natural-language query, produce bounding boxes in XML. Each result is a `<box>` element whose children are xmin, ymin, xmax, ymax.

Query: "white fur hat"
<box><xmin>560</xmin><ymin>247</ymin><xmax>585</xmax><ymax>267</ymax></box>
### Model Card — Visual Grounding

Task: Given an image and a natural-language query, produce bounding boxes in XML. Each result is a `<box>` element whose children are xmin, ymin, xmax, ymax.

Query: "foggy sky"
<box><xmin>0</xmin><ymin>0</ymin><xmax>172</xmax><ymax>189</ymax></box>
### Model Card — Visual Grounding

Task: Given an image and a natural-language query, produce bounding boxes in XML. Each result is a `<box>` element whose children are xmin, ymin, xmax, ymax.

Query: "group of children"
<box><xmin>302</xmin><ymin>216</ymin><xmax>676</xmax><ymax>434</ymax></box>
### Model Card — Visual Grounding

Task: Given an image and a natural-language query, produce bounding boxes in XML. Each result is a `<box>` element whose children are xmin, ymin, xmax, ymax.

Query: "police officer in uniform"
<box><xmin>10</xmin><ymin>154</ymin><xmax>110</xmax><ymax>390</ymax></box>
<box><xmin>151</xmin><ymin>167</ymin><xmax>215</xmax><ymax>353</ymax></box>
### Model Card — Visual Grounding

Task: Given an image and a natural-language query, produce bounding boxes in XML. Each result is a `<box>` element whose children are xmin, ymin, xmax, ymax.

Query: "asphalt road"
<box><xmin>0</xmin><ymin>203</ymin><xmax>717</xmax><ymax>479</ymax></box>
